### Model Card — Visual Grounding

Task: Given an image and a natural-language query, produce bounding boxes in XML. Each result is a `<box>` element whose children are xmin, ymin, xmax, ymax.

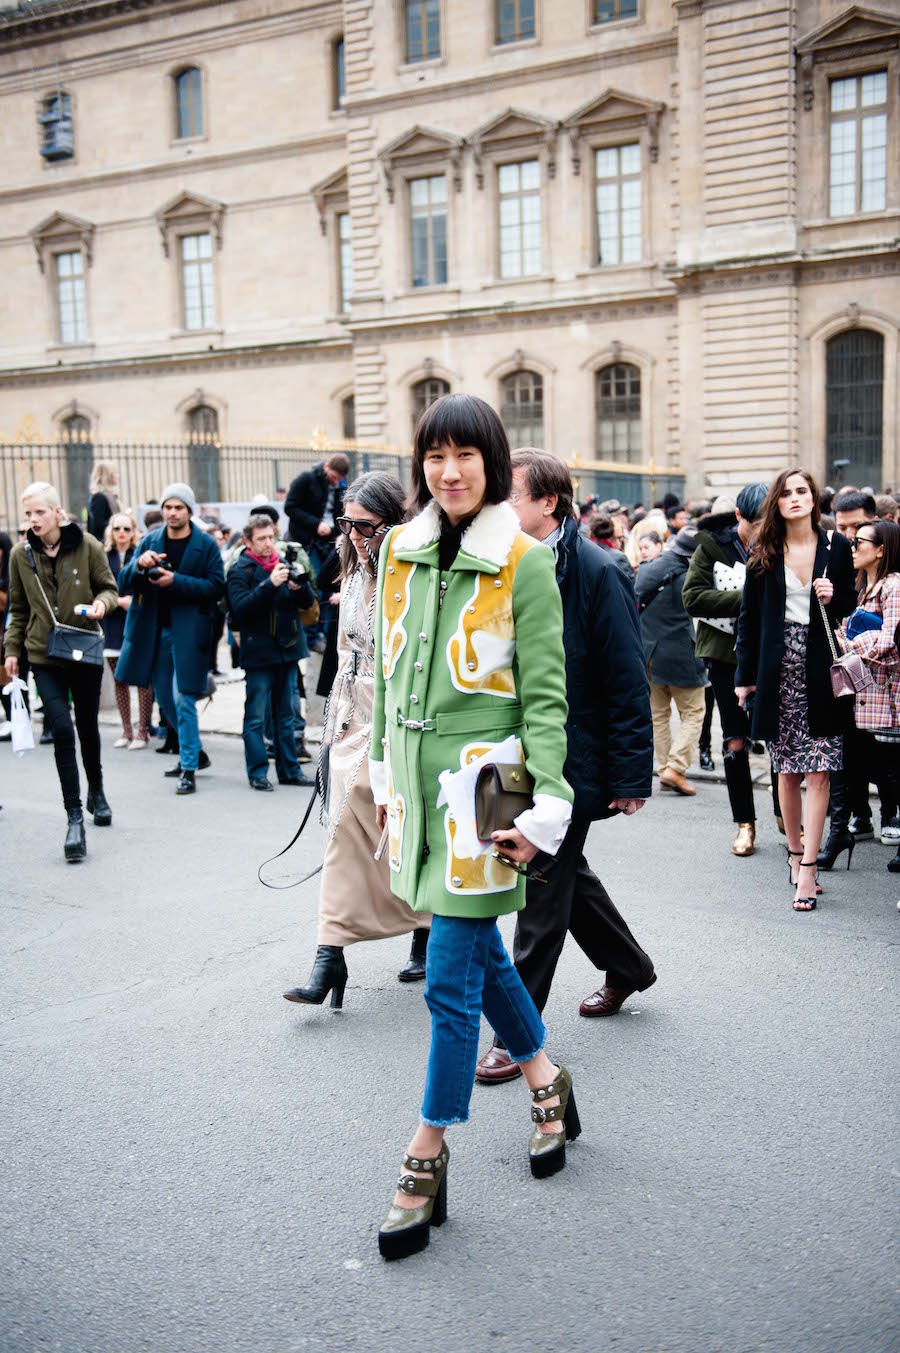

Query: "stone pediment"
<box><xmin>796</xmin><ymin>6</ymin><xmax>900</xmax><ymax>56</ymax></box>
<box><xmin>563</xmin><ymin>90</ymin><xmax>664</xmax><ymax>170</ymax></box>
<box><xmin>30</xmin><ymin>211</ymin><xmax>95</xmax><ymax>272</ymax></box>
<box><xmin>469</xmin><ymin>108</ymin><xmax>559</xmax><ymax>186</ymax></box>
<box><xmin>156</xmin><ymin>192</ymin><xmax>225</xmax><ymax>255</ymax></box>
<box><xmin>379</xmin><ymin>126</ymin><xmax>464</xmax><ymax>201</ymax></box>
<box><xmin>310</xmin><ymin>167</ymin><xmax>348</xmax><ymax>233</ymax></box>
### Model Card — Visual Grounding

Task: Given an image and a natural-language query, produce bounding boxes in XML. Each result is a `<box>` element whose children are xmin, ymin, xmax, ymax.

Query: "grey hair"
<box><xmin>339</xmin><ymin>471</ymin><xmax>407</xmax><ymax>579</ymax></box>
<box><xmin>242</xmin><ymin>512</ymin><xmax>277</xmax><ymax>539</ymax></box>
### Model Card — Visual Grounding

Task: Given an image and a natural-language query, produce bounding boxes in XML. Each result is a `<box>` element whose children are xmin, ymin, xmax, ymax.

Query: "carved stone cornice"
<box><xmin>378</xmin><ymin>126</ymin><xmax>464</xmax><ymax>203</ymax></box>
<box><xmin>563</xmin><ymin>89</ymin><xmax>665</xmax><ymax>173</ymax></box>
<box><xmin>468</xmin><ymin>108</ymin><xmax>559</xmax><ymax>187</ymax></box>
<box><xmin>29</xmin><ymin>209</ymin><xmax>95</xmax><ymax>272</ymax></box>
<box><xmin>310</xmin><ymin>166</ymin><xmax>348</xmax><ymax>234</ymax></box>
<box><xmin>155</xmin><ymin>190</ymin><xmax>224</xmax><ymax>256</ymax></box>
<box><xmin>796</xmin><ymin>6</ymin><xmax>900</xmax><ymax>107</ymax></box>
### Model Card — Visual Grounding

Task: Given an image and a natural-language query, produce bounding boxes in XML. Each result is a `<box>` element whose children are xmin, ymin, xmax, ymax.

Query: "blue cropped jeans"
<box><xmin>421</xmin><ymin>914</ymin><xmax>546</xmax><ymax>1128</ymax></box>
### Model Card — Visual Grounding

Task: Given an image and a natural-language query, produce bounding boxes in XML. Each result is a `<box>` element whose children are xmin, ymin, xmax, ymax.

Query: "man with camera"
<box><xmin>226</xmin><ymin>513</ymin><xmax>317</xmax><ymax>791</ymax></box>
<box><xmin>116</xmin><ymin>483</ymin><xmax>225</xmax><ymax>796</ymax></box>
<box><xmin>284</xmin><ymin>453</ymin><xmax>349</xmax><ymax>652</ymax></box>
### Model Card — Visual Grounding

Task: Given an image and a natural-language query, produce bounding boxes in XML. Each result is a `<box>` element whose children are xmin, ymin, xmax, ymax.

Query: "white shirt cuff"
<box><xmin>368</xmin><ymin>757</ymin><xmax>388</xmax><ymax>805</ymax></box>
<box><xmin>514</xmin><ymin>793</ymin><xmax>572</xmax><ymax>857</ymax></box>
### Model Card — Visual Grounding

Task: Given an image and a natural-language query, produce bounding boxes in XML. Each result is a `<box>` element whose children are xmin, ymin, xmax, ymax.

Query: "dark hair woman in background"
<box><xmin>736</xmin><ymin>469</ymin><xmax>856</xmax><ymax>911</ymax></box>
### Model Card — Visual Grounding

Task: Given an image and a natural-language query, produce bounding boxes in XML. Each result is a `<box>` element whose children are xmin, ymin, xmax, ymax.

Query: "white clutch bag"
<box><xmin>698</xmin><ymin>560</ymin><xmax>746</xmax><ymax>635</ymax></box>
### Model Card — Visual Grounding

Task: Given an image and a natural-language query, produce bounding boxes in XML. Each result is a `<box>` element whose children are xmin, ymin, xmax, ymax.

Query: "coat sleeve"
<box><xmin>168</xmin><ymin>539</ymin><xmax>225</xmax><ymax>602</ymax></box>
<box><xmin>87</xmin><ymin>538</ymin><xmax>120</xmax><ymax>616</ymax></box>
<box><xmin>3</xmin><ymin>547</ymin><xmax>28</xmax><ymax>659</ymax></box>
<box><xmin>734</xmin><ymin>566</ymin><xmax>761</xmax><ymax>688</ymax></box>
<box><xmin>227</xmin><ymin>562</ymin><xmax>275</xmax><ymax>628</ymax></box>
<box><xmin>367</xmin><ymin>530</ymin><xmax>394</xmax><ymax>806</ymax></box>
<box><xmin>511</xmin><ymin>544</ymin><xmax>573</xmax><ymax>855</ymax></box>
<box><xmin>826</xmin><ymin>533</ymin><xmax>857</xmax><ymax>625</ymax></box>
<box><xmin>843</xmin><ymin>576</ymin><xmax>900</xmax><ymax>669</ymax></box>
<box><xmin>595</xmin><ymin>564</ymin><xmax>653</xmax><ymax>801</ymax></box>
<box><xmin>633</xmin><ymin>551</ymin><xmax>670</xmax><ymax>605</ymax></box>
<box><xmin>683</xmin><ymin>539</ymin><xmax>743</xmax><ymax>618</ymax></box>
<box><xmin>285</xmin><ymin>471</ymin><xmax>321</xmax><ymax>539</ymax></box>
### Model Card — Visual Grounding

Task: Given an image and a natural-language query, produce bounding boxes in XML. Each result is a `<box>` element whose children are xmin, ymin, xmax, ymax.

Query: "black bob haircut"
<box><xmin>410</xmin><ymin>393</ymin><xmax>513</xmax><ymax>513</ymax></box>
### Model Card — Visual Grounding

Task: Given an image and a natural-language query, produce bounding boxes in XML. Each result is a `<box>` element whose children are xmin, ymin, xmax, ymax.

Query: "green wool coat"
<box><xmin>369</xmin><ymin>500</ymin><xmax>572</xmax><ymax>920</ymax></box>
<box><xmin>6</xmin><ymin>523</ymin><xmax>118</xmax><ymax>666</ymax></box>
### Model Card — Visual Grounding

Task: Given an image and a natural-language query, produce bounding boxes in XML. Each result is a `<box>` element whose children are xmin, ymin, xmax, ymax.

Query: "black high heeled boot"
<box><xmin>86</xmin><ymin>783</ymin><xmax>112</xmax><ymax>826</ymax></box>
<box><xmin>397</xmin><ymin>927</ymin><xmax>429</xmax><ymax>983</ymax></box>
<box><xmin>283</xmin><ymin>946</ymin><xmax>348</xmax><ymax>1009</ymax></box>
<box><xmin>818</xmin><ymin>770</ymin><xmax>853</xmax><ymax>870</ymax></box>
<box><xmin>64</xmin><ymin>809</ymin><xmax>86</xmax><ymax>862</ymax></box>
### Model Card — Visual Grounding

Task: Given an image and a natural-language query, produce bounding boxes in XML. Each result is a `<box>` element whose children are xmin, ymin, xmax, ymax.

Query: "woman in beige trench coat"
<box><xmin>283</xmin><ymin>472</ymin><xmax>430</xmax><ymax>1010</ymax></box>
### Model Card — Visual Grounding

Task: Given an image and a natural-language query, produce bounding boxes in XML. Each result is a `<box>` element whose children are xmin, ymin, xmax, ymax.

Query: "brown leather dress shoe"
<box><xmin>659</xmin><ymin>767</ymin><xmax>696</xmax><ymax>796</ymax></box>
<box><xmin>579</xmin><ymin>972</ymin><xmax>657</xmax><ymax>1018</ymax></box>
<box><xmin>474</xmin><ymin>1043</ymin><xmax>523</xmax><ymax>1084</ymax></box>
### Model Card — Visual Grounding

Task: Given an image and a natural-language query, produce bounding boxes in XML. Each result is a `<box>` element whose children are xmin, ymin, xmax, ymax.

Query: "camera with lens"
<box><xmin>283</xmin><ymin>544</ymin><xmax>308</xmax><ymax>585</ymax></box>
<box><xmin>147</xmin><ymin>555</ymin><xmax>168</xmax><ymax>581</ymax></box>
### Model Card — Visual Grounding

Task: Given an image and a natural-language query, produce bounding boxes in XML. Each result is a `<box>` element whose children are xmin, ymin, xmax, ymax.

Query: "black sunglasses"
<box><xmin>336</xmin><ymin>516</ymin><xmax>386</xmax><ymax>539</ymax></box>
<box><xmin>851</xmin><ymin>535</ymin><xmax>877</xmax><ymax>550</ymax></box>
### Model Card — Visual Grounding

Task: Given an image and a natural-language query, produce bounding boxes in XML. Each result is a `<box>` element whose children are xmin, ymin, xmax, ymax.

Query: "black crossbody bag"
<box><xmin>25</xmin><ymin>544</ymin><xmax>104</xmax><ymax>668</ymax></box>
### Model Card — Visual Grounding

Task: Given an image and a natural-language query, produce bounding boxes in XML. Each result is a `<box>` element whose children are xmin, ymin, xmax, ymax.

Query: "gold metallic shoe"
<box><xmin>529</xmin><ymin>1066</ymin><xmax>581</xmax><ymax>1179</ymax></box>
<box><xmin>377</xmin><ymin>1143</ymin><xmax>449</xmax><ymax>1260</ymax></box>
<box><xmin>732</xmin><ymin>823</ymin><xmax>756</xmax><ymax>856</ymax></box>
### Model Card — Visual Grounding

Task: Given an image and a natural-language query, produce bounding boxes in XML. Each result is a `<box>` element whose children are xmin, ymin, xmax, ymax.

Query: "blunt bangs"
<box><xmin>411</xmin><ymin>393</ymin><xmax>512</xmax><ymax>511</ymax></box>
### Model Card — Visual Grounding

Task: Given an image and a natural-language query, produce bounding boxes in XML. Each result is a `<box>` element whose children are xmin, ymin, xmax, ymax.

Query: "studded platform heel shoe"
<box><xmin>377</xmin><ymin>1143</ymin><xmax>449</xmax><ymax>1261</ymax></box>
<box><xmin>529</xmin><ymin>1066</ymin><xmax>581</xmax><ymax>1179</ymax></box>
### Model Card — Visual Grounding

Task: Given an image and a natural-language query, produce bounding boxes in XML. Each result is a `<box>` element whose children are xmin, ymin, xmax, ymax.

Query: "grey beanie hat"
<box><xmin>160</xmin><ymin>482</ymin><xmax>196</xmax><ymax>515</ymax></box>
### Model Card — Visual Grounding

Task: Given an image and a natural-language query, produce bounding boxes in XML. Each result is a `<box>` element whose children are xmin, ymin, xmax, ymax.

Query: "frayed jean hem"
<box><xmin>420</xmin><ymin>1111</ymin><xmax>469</xmax><ymax>1128</ymax></box>
<box><xmin>507</xmin><ymin>1028</ymin><xmax>548</xmax><ymax>1064</ymax></box>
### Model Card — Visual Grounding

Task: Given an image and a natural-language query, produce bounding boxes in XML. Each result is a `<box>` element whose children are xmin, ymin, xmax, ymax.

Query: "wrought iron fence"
<box><xmin>0</xmin><ymin>437</ymin><xmax>411</xmax><ymax>533</ymax></box>
<box><xmin>566</xmin><ymin>458</ymin><xmax>685</xmax><ymax>509</ymax></box>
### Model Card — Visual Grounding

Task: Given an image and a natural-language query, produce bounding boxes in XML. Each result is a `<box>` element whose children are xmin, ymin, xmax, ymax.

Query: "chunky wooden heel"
<box><xmin>377</xmin><ymin>1144</ymin><xmax>450</xmax><ymax>1261</ymax></box>
<box><xmin>529</xmin><ymin>1066</ymin><xmax>580</xmax><ymax>1178</ymax></box>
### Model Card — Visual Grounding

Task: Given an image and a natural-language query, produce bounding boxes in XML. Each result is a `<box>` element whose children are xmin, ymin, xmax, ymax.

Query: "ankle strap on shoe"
<box><xmin>398</xmin><ymin>1146</ymin><xmax>448</xmax><ymax>1198</ymax></box>
<box><xmin>529</xmin><ymin>1066</ymin><xmax>572</xmax><ymax>1121</ymax></box>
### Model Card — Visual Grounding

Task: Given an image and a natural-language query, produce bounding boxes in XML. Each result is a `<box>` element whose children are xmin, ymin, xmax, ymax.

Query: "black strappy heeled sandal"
<box><xmin>792</xmin><ymin>859</ymin><xmax>820</xmax><ymax>913</ymax></box>
<box><xmin>787</xmin><ymin>847</ymin><xmax>823</xmax><ymax>896</ymax></box>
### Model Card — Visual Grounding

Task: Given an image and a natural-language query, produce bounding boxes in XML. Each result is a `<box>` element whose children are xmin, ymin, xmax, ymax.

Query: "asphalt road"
<box><xmin>1</xmin><ymin>733</ymin><xmax>898</xmax><ymax>1353</ymax></box>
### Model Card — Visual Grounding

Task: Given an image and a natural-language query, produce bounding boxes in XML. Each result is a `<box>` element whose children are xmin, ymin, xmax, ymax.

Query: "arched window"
<box><xmin>500</xmin><ymin>370</ymin><xmax>543</xmax><ymax>449</ymax></box>
<box><xmin>333</xmin><ymin>37</ymin><xmax>346</xmax><ymax>108</ymax></box>
<box><xmin>342</xmin><ymin>395</ymin><xmax>356</xmax><ymax>439</ymax></box>
<box><xmin>826</xmin><ymin>329</ymin><xmax>884</xmax><ymax>487</ymax></box>
<box><xmin>175</xmin><ymin>67</ymin><xmax>203</xmax><ymax>140</ymax></box>
<box><xmin>411</xmin><ymin>377</ymin><xmax>449</xmax><ymax>434</ymax></box>
<box><xmin>62</xmin><ymin>414</ymin><xmax>92</xmax><ymax>519</ymax></box>
<box><xmin>187</xmin><ymin>404</ymin><xmax>220</xmax><ymax>500</ymax></box>
<box><xmin>595</xmin><ymin>363</ymin><xmax>641</xmax><ymax>462</ymax></box>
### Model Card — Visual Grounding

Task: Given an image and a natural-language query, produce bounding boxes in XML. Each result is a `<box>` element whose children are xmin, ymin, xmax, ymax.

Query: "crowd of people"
<box><xmin>1</xmin><ymin>396</ymin><xmax>898</xmax><ymax>1261</ymax></box>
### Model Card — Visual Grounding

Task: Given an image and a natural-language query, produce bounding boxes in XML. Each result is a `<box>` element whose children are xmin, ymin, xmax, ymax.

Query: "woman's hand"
<box><xmin>5</xmin><ymin>655</ymin><xmax>18</xmax><ymax>678</ymax></box>
<box><xmin>490</xmin><ymin>826</ymin><xmax>537</xmax><ymax>864</ymax></box>
<box><xmin>735</xmin><ymin>685</ymin><xmax>756</xmax><ymax>708</ymax></box>
<box><xmin>813</xmin><ymin>577</ymin><xmax>834</xmax><ymax>606</ymax></box>
<box><xmin>375</xmin><ymin>804</ymin><xmax>387</xmax><ymax>832</ymax></box>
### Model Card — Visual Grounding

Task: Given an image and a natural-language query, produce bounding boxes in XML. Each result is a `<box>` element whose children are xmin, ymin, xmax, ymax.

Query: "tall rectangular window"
<box><xmin>829</xmin><ymin>71</ymin><xmax>887</xmax><ymax>217</ymax></box>
<box><xmin>595</xmin><ymin>143</ymin><xmax>641</xmax><ymax>266</ymax></box>
<box><xmin>496</xmin><ymin>0</ymin><xmax>535</xmax><ymax>44</ymax></box>
<box><xmin>338</xmin><ymin>211</ymin><xmax>353</xmax><ymax>310</ymax></box>
<box><xmin>406</xmin><ymin>0</ymin><xmax>440</xmax><ymax>63</ymax></box>
<box><xmin>333</xmin><ymin>38</ymin><xmax>346</xmax><ymax>107</ymax></box>
<box><xmin>56</xmin><ymin>251</ymin><xmax>86</xmax><ymax>343</ymax></box>
<box><xmin>498</xmin><ymin>160</ymin><xmax>541</xmax><ymax>279</ymax></box>
<box><xmin>181</xmin><ymin>233</ymin><xmax>215</xmax><ymax>329</ymax></box>
<box><xmin>175</xmin><ymin>67</ymin><xmax>203</xmax><ymax>139</ymax></box>
<box><xmin>410</xmin><ymin>175</ymin><xmax>447</xmax><ymax>287</ymax></box>
<box><xmin>594</xmin><ymin>0</ymin><xmax>637</xmax><ymax>22</ymax></box>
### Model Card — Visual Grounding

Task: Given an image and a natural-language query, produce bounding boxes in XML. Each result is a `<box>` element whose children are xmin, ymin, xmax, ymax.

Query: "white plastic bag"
<box><xmin>2</xmin><ymin>676</ymin><xmax>34</xmax><ymax>756</ymax></box>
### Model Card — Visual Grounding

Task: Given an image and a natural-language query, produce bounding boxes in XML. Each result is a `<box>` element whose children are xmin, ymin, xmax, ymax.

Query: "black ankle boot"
<box><xmin>86</xmin><ymin>783</ymin><xmax>112</xmax><ymax>826</ymax></box>
<box><xmin>283</xmin><ymin>946</ymin><xmax>348</xmax><ymax>1008</ymax></box>
<box><xmin>817</xmin><ymin>826</ymin><xmax>855</xmax><ymax>871</ymax></box>
<box><xmin>888</xmin><ymin>846</ymin><xmax>900</xmax><ymax>874</ymax></box>
<box><xmin>398</xmin><ymin>927</ymin><xmax>429</xmax><ymax>983</ymax></box>
<box><xmin>175</xmin><ymin>769</ymin><xmax>196</xmax><ymax>795</ymax></box>
<box><xmin>64</xmin><ymin>809</ymin><xmax>86</xmax><ymax>862</ymax></box>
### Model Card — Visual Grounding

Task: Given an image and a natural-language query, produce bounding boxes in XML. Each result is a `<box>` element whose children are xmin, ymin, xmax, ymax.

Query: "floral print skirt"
<box><xmin>768</xmin><ymin>622</ymin><xmax>843</xmax><ymax>774</ymax></box>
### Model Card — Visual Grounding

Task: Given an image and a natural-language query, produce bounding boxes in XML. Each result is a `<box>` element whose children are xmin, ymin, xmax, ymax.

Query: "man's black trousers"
<box><xmin>512</xmin><ymin>813</ymin><xmax>655</xmax><ymax>1016</ymax></box>
<box><xmin>33</xmin><ymin>662</ymin><xmax>103</xmax><ymax>811</ymax></box>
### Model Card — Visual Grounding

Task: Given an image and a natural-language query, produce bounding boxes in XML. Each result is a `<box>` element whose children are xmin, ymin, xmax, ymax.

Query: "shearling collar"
<box><xmin>393</xmin><ymin>500</ymin><xmax>521</xmax><ymax>568</ymax></box>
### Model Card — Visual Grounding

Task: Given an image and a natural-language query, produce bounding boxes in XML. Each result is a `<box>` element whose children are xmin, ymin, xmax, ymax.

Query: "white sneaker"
<box><xmin>880</xmin><ymin>816</ymin><xmax>900</xmax><ymax>844</ymax></box>
<box><xmin>128</xmin><ymin>737</ymin><xmax>149</xmax><ymax>750</ymax></box>
<box><xmin>113</xmin><ymin>736</ymin><xmax>130</xmax><ymax>748</ymax></box>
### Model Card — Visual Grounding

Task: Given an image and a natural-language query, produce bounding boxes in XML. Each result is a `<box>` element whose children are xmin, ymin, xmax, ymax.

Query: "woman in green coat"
<box><xmin>369</xmin><ymin>395</ymin><xmax>578</xmax><ymax>1260</ymax></box>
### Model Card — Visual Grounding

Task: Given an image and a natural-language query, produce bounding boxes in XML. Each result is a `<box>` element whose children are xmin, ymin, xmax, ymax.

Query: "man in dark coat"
<box><xmin>635</xmin><ymin>527</ymin><xmax>708</xmax><ymax>796</ymax></box>
<box><xmin>117</xmin><ymin>483</ymin><xmax>225</xmax><ymax>796</ymax></box>
<box><xmin>226</xmin><ymin>513</ymin><xmax>316</xmax><ymax>791</ymax></box>
<box><xmin>284</xmin><ymin>454</ymin><xmax>349</xmax><ymax>651</ymax></box>
<box><xmin>476</xmin><ymin>450</ymin><xmax>656</xmax><ymax>1085</ymax></box>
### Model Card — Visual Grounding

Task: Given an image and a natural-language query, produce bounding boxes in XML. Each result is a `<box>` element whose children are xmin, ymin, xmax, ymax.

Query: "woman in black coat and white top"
<box><xmin>103</xmin><ymin>513</ymin><xmax>153</xmax><ymax>748</ymax></box>
<box><xmin>735</xmin><ymin>469</ymin><xmax>856</xmax><ymax>912</ymax></box>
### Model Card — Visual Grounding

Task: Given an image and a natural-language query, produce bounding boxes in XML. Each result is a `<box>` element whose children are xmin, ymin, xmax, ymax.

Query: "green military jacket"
<box><xmin>6</xmin><ymin>523</ymin><xmax>118</xmax><ymax>666</ymax></box>
<box><xmin>369</xmin><ymin>500</ymin><xmax>572</xmax><ymax>919</ymax></box>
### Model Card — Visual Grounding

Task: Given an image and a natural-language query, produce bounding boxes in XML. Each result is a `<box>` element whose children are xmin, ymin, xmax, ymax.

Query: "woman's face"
<box><xmin>422</xmin><ymin>442</ymin><xmax>487</xmax><ymax>526</ymax></box>
<box><xmin>343</xmin><ymin>501</ymin><xmax>385</xmax><ymax>565</ymax></box>
<box><xmin>111</xmin><ymin>516</ymin><xmax>134</xmax><ymax>549</ymax></box>
<box><xmin>640</xmin><ymin>537</ymin><xmax>662</xmax><ymax>561</ymax></box>
<box><xmin>777</xmin><ymin>473</ymin><xmax>814</xmax><ymax>523</ymax></box>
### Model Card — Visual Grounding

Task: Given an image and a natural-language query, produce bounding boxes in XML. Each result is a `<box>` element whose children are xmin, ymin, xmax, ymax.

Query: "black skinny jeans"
<box><xmin>33</xmin><ymin>662</ymin><xmax>103</xmax><ymax>810</ymax></box>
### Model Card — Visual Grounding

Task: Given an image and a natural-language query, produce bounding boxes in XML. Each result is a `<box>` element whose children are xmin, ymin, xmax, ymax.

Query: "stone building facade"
<box><xmin>0</xmin><ymin>0</ymin><xmax>897</xmax><ymax>498</ymax></box>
